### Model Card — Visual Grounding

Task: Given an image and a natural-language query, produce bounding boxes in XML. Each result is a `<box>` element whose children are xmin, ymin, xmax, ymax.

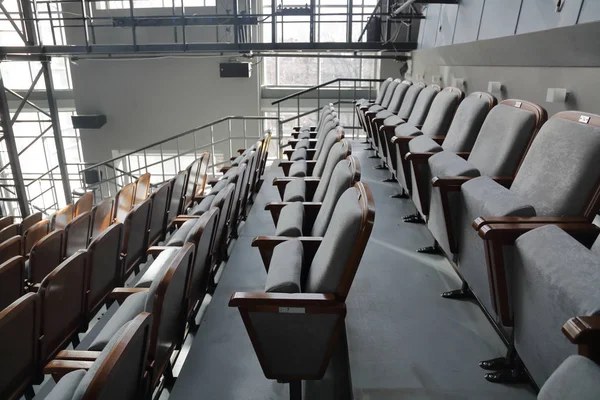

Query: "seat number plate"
<box><xmin>279</xmin><ymin>307</ymin><xmax>305</xmax><ymax>314</ymax></box>
<box><xmin>515</xmin><ymin>101</ymin><xmax>522</xmax><ymax>108</ymax></box>
<box><xmin>579</xmin><ymin>115</ymin><xmax>590</xmax><ymax>124</ymax></box>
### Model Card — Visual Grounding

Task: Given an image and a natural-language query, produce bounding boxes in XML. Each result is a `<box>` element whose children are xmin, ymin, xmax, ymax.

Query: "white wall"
<box><xmin>418</xmin><ymin>0</ymin><xmax>600</xmax><ymax>49</ymax></box>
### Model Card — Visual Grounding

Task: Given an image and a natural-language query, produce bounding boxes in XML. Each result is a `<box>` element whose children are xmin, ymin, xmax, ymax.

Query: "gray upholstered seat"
<box><xmin>295</xmin><ymin>139</ymin><xmax>310</xmax><ymax>150</ymax></box>
<box><xmin>538</xmin><ymin>355</ymin><xmax>600</xmax><ymax>400</ymax></box>
<box><xmin>289</xmin><ymin>147</ymin><xmax>307</xmax><ymax>161</ymax></box>
<box><xmin>298</xmin><ymin>113</ymin><xmax>337</xmax><ymax>141</ymax></box>
<box><xmin>288</xmin><ymin>160</ymin><xmax>307</xmax><ymax>177</ymax></box>
<box><xmin>512</xmin><ymin>226</ymin><xmax>600</xmax><ymax>387</ymax></box>
<box><xmin>456</xmin><ymin>112</ymin><xmax>600</xmax><ymax>322</ymax></box>
<box><xmin>374</xmin><ymin>83</ymin><xmax>423</xmax><ymax>122</ymax></box>
<box><xmin>275</xmin><ymin>202</ymin><xmax>305</xmax><ymax>237</ymax></box>
<box><xmin>427</xmin><ymin>101</ymin><xmax>540</xmax><ymax>256</ymax></box>
<box><xmin>366</xmin><ymin>81</ymin><xmax>410</xmax><ymax>115</ymax></box>
<box><xmin>355</xmin><ymin>77</ymin><xmax>392</xmax><ymax>108</ymax></box>
<box><xmin>366</xmin><ymin>79</ymin><xmax>400</xmax><ymax>113</ymax></box>
<box><xmin>189</xmin><ymin>195</ymin><xmax>215</xmax><ymax>216</ymax></box>
<box><xmin>282</xmin><ymin>178</ymin><xmax>306</xmax><ymax>202</ymax></box>
<box><xmin>287</xmin><ymin>127</ymin><xmax>343</xmax><ymax>178</ymax></box>
<box><xmin>264</xmin><ymin>239</ymin><xmax>303</xmax><ymax>293</ymax></box>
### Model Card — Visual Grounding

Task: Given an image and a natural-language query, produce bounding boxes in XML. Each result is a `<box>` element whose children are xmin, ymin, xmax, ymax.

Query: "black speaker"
<box><xmin>219</xmin><ymin>62</ymin><xmax>252</xmax><ymax>78</ymax></box>
<box><xmin>83</xmin><ymin>170</ymin><xmax>102</xmax><ymax>185</ymax></box>
<box><xmin>71</xmin><ymin>115</ymin><xmax>107</xmax><ymax>129</ymax></box>
<box><xmin>366</xmin><ymin>17</ymin><xmax>382</xmax><ymax>42</ymax></box>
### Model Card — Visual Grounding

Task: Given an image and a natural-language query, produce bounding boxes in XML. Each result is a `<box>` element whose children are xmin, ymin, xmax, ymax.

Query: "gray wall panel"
<box><xmin>421</xmin><ymin>4</ymin><xmax>442</xmax><ymax>49</ymax></box>
<box><xmin>435</xmin><ymin>4</ymin><xmax>459</xmax><ymax>47</ymax></box>
<box><xmin>453</xmin><ymin>0</ymin><xmax>485</xmax><ymax>44</ymax></box>
<box><xmin>578</xmin><ymin>0</ymin><xmax>600</xmax><ymax>24</ymax></box>
<box><xmin>478</xmin><ymin>0</ymin><xmax>523</xmax><ymax>40</ymax></box>
<box><xmin>516</xmin><ymin>0</ymin><xmax>583</xmax><ymax>34</ymax></box>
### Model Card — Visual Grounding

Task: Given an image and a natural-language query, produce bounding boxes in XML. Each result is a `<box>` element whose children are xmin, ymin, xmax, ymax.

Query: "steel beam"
<box><xmin>41</xmin><ymin>59</ymin><xmax>72</xmax><ymax>204</ymax></box>
<box><xmin>0</xmin><ymin>69</ymin><xmax>30</xmax><ymax>217</ymax></box>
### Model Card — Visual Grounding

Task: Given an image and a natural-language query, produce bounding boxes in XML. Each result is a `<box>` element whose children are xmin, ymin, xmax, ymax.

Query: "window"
<box><xmin>95</xmin><ymin>0</ymin><xmax>216</xmax><ymax>10</ymax></box>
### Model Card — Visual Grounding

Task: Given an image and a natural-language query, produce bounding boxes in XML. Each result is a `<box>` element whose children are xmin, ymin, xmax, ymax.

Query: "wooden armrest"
<box><xmin>278</xmin><ymin>160</ymin><xmax>294</xmax><ymax>176</ymax></box>
<box><xmin>147</xmin><ymin>246</ymin><xmax>172</xmax><ymax>256</ymax></box>
<box><xmin>264</xmin><ymin>202</ymin><xmax>322</xmax><ymax>225</ymax></box>
<box><xmin>431</xmin><ymin>176</ymin><xmax>476</xmax><ymax>189</ymax></box>
<box><xmin>109</xmin><ymin>287</ymin><xmax>149</xmax><ymax>304</ymax></box>
<box><xmin>237</xmin><ymin>148</ymin><xmax>246</xmax><ymax>155</ymax></box>
<box><xmin>220</xmin><ymin>166</ymin><xmax>233</xmax><ymax>173</ymax></box>
<box><xmin>472</xmin><ymin>216</ymin><xmax>590</xmax><ymax>231</ymax></box>
<box><xmin>405</xmin><ymin>152</ymin><xmax>437</xmax><ymax>162</ymax></box>
<box><xmin>55</xmin><ymin>350</ymin><xmax>102</xmax><ymax>361</ymax></box>
<box><xmin>173</xmin><ymin>216</ymin><xmax>199</xmax><ymax>228</ymax></box>
<box><xmin>251</xmin><ymin>236</ymin><xmax>323</xmax><ymax>269</ymax></box>
<box><xmin>372</xmin><ymin>116</ymin><xmax>387</xmax><ymax>125</ymax></box>
<box><xmin>229</xmin><ymin>292</ymin><xmax>340</xmax><ymax>308</ymax></box>
<box><xmin>193</xmin><ymin>194</ymin><xmax>207</xmax><ymax>202</ymax></box>
<box><xmin>44</xmin><ymin>360</ymin><xmax>95</xmax><ymax>381</ymax></box>
<box><xmin>207</xmin><ymin>177</ymin><xmax>220</xmax><ymax>186</ymax></box>
<box><xmin>291</xmin><ymin>131</ymin><xmax>300</xmax><ymax>139</ymax></box>
<box><xmin>477</xmin><ymin>222</ymin><xmax>600</xmax><ymax>244</ymax></box>
<box><xmin>430</xmin><ymin>136</ymin><xmax>446</xmax><ymax>145</ymax></box>
<box><xmin>229</xmin><ymin>156</ymin><xmax>237</xmax><ymax>161</ymax></box>
<box><xmin>563</xmin><ymin>316</ymin><xmax>600</xmax><ymax>345</ymax></box>
<box><xmin>391</xmin><ymin>135</ymin><xmax>416</xmax><ymax>146</ymax></box>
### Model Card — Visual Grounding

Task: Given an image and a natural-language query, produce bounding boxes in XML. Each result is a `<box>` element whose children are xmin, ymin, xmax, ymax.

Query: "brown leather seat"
<box><xmin>90</xmin><ymin>197</ymin><xmax>114</xmax><ymax>241</ymax></box>
<box><xmin>0</xmin><ymin>216</ymin><xmax>14</xmax><ymax>231</ymax></box>
<box><xmin>74</xmin><ymin>192</ymin><xmax>94</xmax><ymax>217</ymax></box>
<box><xmin>147</xmin><ymin>181</ymin><xmax>170</xmax><ymax>247</ymax></box>
<box><xmin>23</xmin><ymin>219</ymin><xmax>50</xmax><ymax>257</ymax></box>
<box><xmin>0</xmin><ymin>235</ymin><xmax>22</xmax><ymax>265</ymax></box>
<box><xmin>114</xmin><ymin>182</ymin><xmax>136</xmax><ymax>224</ymax></box>
<box><xmin>28</xmin><ymin>230</ymin><xmax>63</xmax><ymax>285</ymax></box>
<box><xmin>0</xmin><ymin>256</ymin><xmax>25</xmax><ymax>311</ymax></box>
<box><xmin>51</xmin><ymin>205</ymin><xmax>74</xmax><ymax>231</ymax></box>
<box><xmin>0</xmin><ymin>224</ymin><xmax>19</xmax><ymax>245</ymax></box>
<box><xmin>0</xmin><ymin>292</ymin><xmax>40</xmax><ymax>400</ymax></box>
<box><xmin>21</xmin><ymin>212</ymin><xmax>43</xmax><ymax>234</ymax></box>
<box><xmin>121</xmin><ymin>199</ymin><xmax>152</xmax><ymax>280</ymax></box>
<box><xmin>133</xmin><ymin>173</ymin><xmax>150</xmax><ymax>206</ymax></box>
<box><xmin>166</xmin><ymin>171</ymin><xmax>188</xmax><ymax>231</ymax></box>
<box><xmin>63</xmin><ymin>211</ymin><xmax>92</xmax><ymax>259</ymax></box>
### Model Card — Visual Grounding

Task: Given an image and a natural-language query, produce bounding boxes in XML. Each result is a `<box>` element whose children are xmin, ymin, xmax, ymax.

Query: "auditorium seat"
<box><xmin>0</xmin><ymin>215</ymin><xmax>14</xmax><ymax>231</ymax></box>
<box><xmin>378</xmin><ymin>84</ymin><xmax>440</xmax><ymax>176</ymax></box>
<box><xmin>455</xmin><ymin>110</ymin><xmax>600</xmax><ymax>327</ymax></box>
<box><xmin>27</xmin><ymin>230</ymin><xmax>63</xmax><ymax>286</ymax></box>
<box><xmin>21</xmin><ymin>212</ymin><xmax>43</xmax><ymax>235</ymax></box>
<box><xmin>280</xmin><ymin>129</ymin><xmax>346</xmax><ymax>178</ymax></box>
<box><xmin>166</xmin><ymin>170</ymin><xmax>188</xmax><ymax>231</ymax></box>
<box><xmin>357</xmin><ymin>78</ymin><xmax>401</xmax><ymax>137</ymax></box>
<box><xmin>90</xmin><ymin>197</ymin><xmax>114</xmax><ymax>242</ymax></box>
<box><xmin>355</xmin><ymin>77</ymin><xmax>392</xmax><ymax>117</ymax></box>
<box><xmin>227</xmin><ymin>163</ymin><xmax>248</xmax><ymax>239</ymax></box>
<box><xmin>183</xmin><ymin>153</ymin><xmax>209</xmax><ymax>213</ymax></box>
<box><xmin>42</xmin><ymin>312</ymin><xmax>151</xmax><ymax>400</ymax></box>
<box><xmin>0</xmin><ymin>256</ymin><xmax>25</xmax><ymax>311</ymax></box>
<box><xmin>253</xmin><ymin>132</ymin><xmax>272</xmax><ymax>193</ymax></box>
<box><xmin>113</xmin><ymin>182</ymin><xmax>135</xmax><ymax>224</ymax></box>
<box><xmin>291</xmin><ymin>104</ymin><xmax>335</xmax><ymax>140</ymax></box>
<box><xmin>404</xmin><ymin>92</ymin><xmax>497</xmax><ymax>222</ymax></box>
<box><xmin>231</xmin><ymin>182</ymin><xmax>375</xmax><ymax>393</ymax></box>
<box><xmin>143</xmin><ymin>208</ymin><xmax>218</xmax><ymax>327</ymax></box>
<box><xmin>266</xmin><ymin>156</ymin><xmax>361</xmax><ymax>237</ymax></box>
<box><xmin>237</xmin><ymin>150</ymin><xmax>257</xmax><ymax>221</ymax></box>
<box><xmin>0</xmin><ymin>223</ymin><xmax>20</xmax><ymax>245</ymax></box>
<box><xmin>121</xmin><ymin>198</ymin><xmax>152</xmax><ymax>280</ymax></box>
<box><xmin>289</xmin><ymin>107</ymin><xmax>337</xmax><ymax>145</ymax></box>
<box><xmin>85</xmin><ymin>244</ymin><xmax>194</xmax><ymax>392</ymax></box>
<box><xmin>363</xmin><ymin>80</ymin><xmax>411</xmax><ymax>148</ymax></box>
<box><xmin>426</xmin><ymin>99</ymin><xmax>546</xmax><ymax>257</ymax></box>
<box><xmin>0</xmin><ymin>235</ymin><xmax>21</xmax><ymax>265</ymax></box>
<box><xmin>389</xmin><ymin>86</ymin><xmax>464</xmax><ymax>191</ymax></box>
<box><xmin>23</xmin><ymin>219</ymin><xmax>50</xmax><ymax>258</ymax></box>
<box><xmin>147</xmin><ymin>181</ymin><xmax>170</xmax><ymax>247</ymax></box>
<box><xmin>51</xmin><ymin>205</ymin><xmax>74</xmax><ymax>231</ymax></box>
<box><xmin>0</xmin><ymin>292</ymin><xmax>39</xmax><ymax>400</ymax></box>
<box><xmin>132</xmin><ymin>172</ymin><xmax>150</xmax><ymax>206</ymax></box>
<box><xmin>63</xmin><ymin>211</ymin><xmax>92</xmax><ymax>259</ymax></box>
<box><xmin>538</xmin><ymin>355</ymin><xmax>600</xmax><ymax>400</ymax></box>
<box><xmin>74</xmin><ymin>192</ymin><xmax>94</xmax><ymax>217</ymax></box>
<box><xmin>284</xmin><ymin>118</ymin><xmax>340</xmax><ymax>161</ymax></box>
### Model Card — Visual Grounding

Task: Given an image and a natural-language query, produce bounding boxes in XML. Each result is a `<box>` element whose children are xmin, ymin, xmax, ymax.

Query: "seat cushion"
<box><xmin>295</xmin><ymin>138</ymin><xmax>310</xmax><ymax>149</ymax></box>
<box><xmin>383</xmin><ymin>115</ymin><xmax>405</xmax><ymax>127</ymax></box>
<box><xmin>368</xmin><ymin>104</ymin><xmax>385</xmax><ymax>113</ymax></box>
<box><xmin>408</xmin><ymin>135</ymin><xmax>443</xmax><ymax>154</ymax></box>
<box><xmin>375</xmin><ymin>110</ymin><xmax>395</xmax><ymax>119</ymax></box>
<box><xmin>428</xmin><ymin>150</ymin><xmax>481</xmax><ymax>178</ymax></box>
<box><xmin>166</xmin><ymin>218</ymin><xmax>197</xmax><ymax>246</ymax></box>
<box><xmin>298</xmin><ymin>131</ymin><xmax>311</xmax><ymax>140</ymax></box>
<box><xmin>283</xmin><ymin>179</ymin><xmax>306</xmax><ymax>202</ymax></box>
<box><xmin>539</xmin><ymin>355</ymin><xmax>600</xmax><ymax>400</ymax></box>
<box><xmin>290</xmin><ymin>148</ymin><xmax>307</xmax><ymax>161</ymax></box>
<box><xmin>264</xmin><ymin>239</ymin><xmax>303</xmax><ymax>293</ymax></box>
<box><xmin>45</xmin><ymin>370</ymin><xmax>86</xmax><ymax>400</ymax></box>
<box><xmin>210</xmin><ymin>180</ymin><xmax>227</xmax><ymax>194</ymax></box>
<box><xmin>88</xmin><ymin>292</ymin><xmax>147</xmax><ymax>351</ymax></box>
<box><xmin>462</xmin><ymin>176</ymin><xmax>536</xmax><ymax>218</ymax></box>
<box><xmin>275</xmin><ymin>203</ymin><xmax>304</xmax><ymax>237</ymax></box>
<box><xmin>231</xmin><ymin>155</ymin><xmax>244</xmax><ymax>166</ymax></box>
<box><xmin>289</xmin><ymin>160</ymin><xmax>307</xmax><ymax>177</ymax></box>
<box><xmin>394</xmin><ymin>122</ymin><xmax>423</xmax><ymax>138</ymax></box>
<box><xmin>134</xmin><ymin>247</ymin><xmax>179</xmax><ymax>288</ymax></box>
<box><xmin>189</xmin><ymin>195</ymin><xmax>215</xmax><ymax>216</ymax></box>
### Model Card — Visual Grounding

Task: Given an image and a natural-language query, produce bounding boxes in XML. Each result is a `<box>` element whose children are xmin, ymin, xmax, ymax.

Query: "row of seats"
<box><xmin>356</xmin><ymin>77</ymin><xmax>600</xmax><ymax>395</ymax></box>
<box><xmin>0</xmin><ymin>134</ymin><xmax>272</xmax><ymax>400</ymax></box>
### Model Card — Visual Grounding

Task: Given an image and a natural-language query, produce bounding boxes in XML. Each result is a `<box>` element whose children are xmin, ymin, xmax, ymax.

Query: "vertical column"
<box><xmin>0</xmin><ymin>68</ymin><xmax>30</xmax><ymax>216</ymax></box>
<box><xmin>42</xmin><ymin>58</ymin><xmax>72</xmax><ymax>204</ymax></box>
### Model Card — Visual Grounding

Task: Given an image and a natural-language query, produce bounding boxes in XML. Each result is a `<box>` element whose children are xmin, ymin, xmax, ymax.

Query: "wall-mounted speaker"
<box><xmin>71</xmin><ymin>115</ymin><xmax>107</xmax><ymax>129</ymax></box>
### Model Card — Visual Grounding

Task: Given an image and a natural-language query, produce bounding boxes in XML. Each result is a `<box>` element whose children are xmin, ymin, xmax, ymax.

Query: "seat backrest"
<box><xmin>467</xmin><ymin>99</ymin><xmax>547</xmax><ymax>176</ymax></box>
<box><xmin>64</xmin><ymin>211</ymin><xmax>92</xmax><ymax>259</ymax></box>
<box><xmin>238</xmin><ymin>151</ymin><xmax>257</xmax><ymax>218</ymax></box>
<box><xmin>397</xmin><ymin>82</ymin><xmax>425</xmax><ymax>120</ymax></box>
<box><xmin>0</xmin><ymin>256</ymin><xmax>25</xmax><ymax>311</ymax></box>
<box><xmin>313</xmin><ymin>135</ymin><xmax>351</xmax><ymax>180</ymax></box>
<box><xmin>510</xmin><ymin>111</ymin><xmax>600</xmax><ymax>218</ymax></box>
<box><xmin>211</xmin><ymin>183</ymin><xmax>235</xmax><ymax>262</ymax></box>
<box><xmin>406</xmin><ymin>84</ymin><xmax>441</xmax><ymax>128</ymax></box>
<box><xmin>0</xmin><ymin>236</ymin><xmax>21</xmax><ymax>265</ymax></box>
<box><xmin>23</xmin><ymin>219</ymin><xmax>50</xmax><ymax>256</ymax></box>
<box><xmin>312</xmin><ymin>119</ymin><xmax>340</xmax><ymax>160</ymax></box>
<box><xmin>0</xmin><ymin>216</ymin><xmax>14</xmax><ymax>231</ymax></box>
<box><xmin>90</xmin><ymin>197</ymin><xmax>114</xmax><ymax>241</ymax></box>
<box><xmin>167</xmin><ymin>171</ymin><xmax>188</xmax><ymax>228</ymax></box>
<box><xmin>385</xmin><ymin>80</ymin><xmax>412</xmax><ymax>114</ymax></box>
<box><xmin>74</xmin><ymin>192</ymin><xmax>94</xmax><ymax>217</ymax></box>
<box><xmin>28</xmin><ymin>230</ymin><xmax>63</xmax><ymax>284</ymax></box>
<box><xmin>51</xmin><ymin>205</ymin><xmax>73</xmax><ymax>231</ymax></box>
<box><xmin>114</xmin><ymin>182</ymin><xmax>136</xmax><ymax>224</ymax></box>
<box><xmin>38</xmin><ymin>251</ymin><xmax>88</xmax><ymax>364</ymax></box>
<box><xmin>86</xmin><ymin>223</ymin><xmax>123</xmax><ymax>318</ymax></box>
<box><xmin>306</xmin><ymin>182</ymin><xmax>375</xmax><ymax>300</ymax></box>
<box><xmin>0</xmin><ymin>224</ymin><xmax>19</xmax><ymax>246</ymax></box>
<box><xmin>258</xmin><ymin>132</ymin><xmax>272</xmax><ymax>178</ymax></box>
<box><xmin>194</xmin><ymin>153</ymin><xmax>210</xmax><ymax>199</ymax></box>
<box><xmin>379</xmin><ymin>79</ymin><xmax>401</xmax><ymax>109</ymax></box>
<box><xmin>71</xmin><ymin>313</ymin><xmax>152</xmax><ymax>400</ymax></box>
<box><xmin>441</xmin><ymin>92</ymin><xmax>497</xmax><ymax>153</ymax></box>
<box><xmin>147</xmin><ymin>181</ymin><xmax>171</xmax><ymax>247</ymax></box>
<box><xmin>0</xmin><ymin>292</ymin><xmax>39</xmax><ymax>400</ymax></box>
<box><xmin>538</xmin><ymin>355</ymin><xmax>600</xmax><ymax>400</ymax></box>
<box><xmin>312</xmin><ymin>156</ymin><xmax>361</xmax><ymax>236</ymax></box>
<box><xmin>315</xmin><ymin>114</ymin><xmax>338</xmax><ymax>143</ymax></box>
<box><xmin>316</xmin><ymin>105</ymin><xmax>334</xmax><ymax>131</ymax></box>
<box><xmin>133</xmin><ymin>173</ymin><xmax>150</xmax><ymax>206</ymax></box>
<box><xmin>145</xmin><ymin>243</ymin><xmax>194</xmax><ymax>389</ymax></box>
<box><xmin>21</xmin><ymin>212</ymin><xmax>42</xmax><ymax>234</ymax></box>
<box><xmin>420</xmin><ymin>86</ymin><xmax>464</xmax><ymax>138</ymax></box>
<box><xmin>228</xmin><ymin>163</ymin><xmax>247</xmax><ymax>238</ymax></box>
<box><xmin>312</xmin><ymin>128</ymin><xmax>344</xmax><ymax>175</ymax></box>
<box><xmin>374</xmin><ymin>77</ymin><xmax>393</xmax><ymax>105</ymax></box>
<box><xmin>313</xmin><ymin>140</ymin><xmax>353</xmax><ymax>201</ymax></box>
<box><xmin>122</xmin><ymin>199</ymin><xmax>152</xmax><ymax>280</ymax></box>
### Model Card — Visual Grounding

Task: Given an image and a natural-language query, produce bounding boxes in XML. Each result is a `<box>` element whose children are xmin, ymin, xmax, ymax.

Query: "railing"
<box><xmin>81</xmin><ymin>116</ymin><xmax>282</xmax><ymax>201</ymax></box>
<box><xmin>271</xmin><ymin>78</ymin><xmax>384</xmax><ymax>142</ymax></box>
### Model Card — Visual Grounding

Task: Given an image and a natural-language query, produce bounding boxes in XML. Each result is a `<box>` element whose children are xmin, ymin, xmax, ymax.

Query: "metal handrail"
<box><xmin>271</xmin><ymin>78</ymin><xmax>385</xmax><ymax>105</ymax></box>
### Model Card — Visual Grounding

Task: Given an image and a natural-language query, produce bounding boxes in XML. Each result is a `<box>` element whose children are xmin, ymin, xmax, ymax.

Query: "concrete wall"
<box><xmin>409</xmin><ymin>22</ymin><xmax>600</xmax><ymax>117</ymax></box>
<box><xmin>418</xmin><ymin>0</ymin><xmax>600</xmax><ymax>49</ymax></box>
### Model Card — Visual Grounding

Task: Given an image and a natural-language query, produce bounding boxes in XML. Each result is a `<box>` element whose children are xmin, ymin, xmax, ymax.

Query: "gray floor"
<box><xmin>167</xmin><ymin>142</ymin><xmax>537</xmax><ymax>399</ymax></box>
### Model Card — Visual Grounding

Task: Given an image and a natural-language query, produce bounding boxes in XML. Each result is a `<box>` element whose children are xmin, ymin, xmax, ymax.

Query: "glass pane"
<box><xmin>277</xmin><ymin>57</ymin><xmax>318</xmax><ymax>86</ymax></box>
<box><xmin>263</xmin><ymin>56</ymin><xmax>276</xmax><ymax>86</ymax></box>
<box><xmin>319</xmin><ymin>55</ymin><xmax>360</xmax><ymax>85</ymax></box>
